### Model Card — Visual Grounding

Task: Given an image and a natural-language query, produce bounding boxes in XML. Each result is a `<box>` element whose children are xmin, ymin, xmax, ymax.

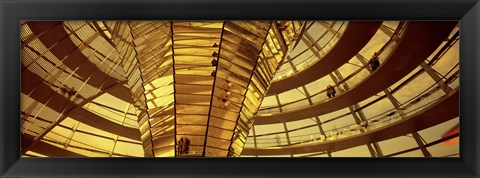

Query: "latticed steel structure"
<box><xmin>21</xmin><ymin>21</ymin><xmax>460</xmax><ymax>158</ymax></box>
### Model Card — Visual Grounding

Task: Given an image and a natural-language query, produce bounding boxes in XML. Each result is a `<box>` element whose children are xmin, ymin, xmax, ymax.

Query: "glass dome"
<box><xmin>20</xmin><ymin>21</ymin><xmax>459</xmax><ymax>158</ymax></box>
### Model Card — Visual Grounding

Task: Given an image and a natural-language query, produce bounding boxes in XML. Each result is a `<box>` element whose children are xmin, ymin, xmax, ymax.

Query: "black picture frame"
<box><xmin>1</xmin><ymin>0</ymin><xmax>479</xmax><ymax>177</ymax></box>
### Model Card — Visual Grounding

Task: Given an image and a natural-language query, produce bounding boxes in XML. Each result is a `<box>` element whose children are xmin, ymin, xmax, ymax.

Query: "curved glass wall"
<box><xmin>21</xmin><ymin>21</ymin><xmax>459</xmax><ymax>158</ymax></box>
<box><xmin>273</xmin><ymin>21</ymin><xmax>348</xmax><ymax>80</ymax></box>
<box><xmin>259</xmin><ymin>21</ymin><xmax>404</xmax><ymax>114</ymax></box>
<box><xmin>243</xmin><ymin>25</ymin><xmax>459</xmax><ymax>158</ymax></box>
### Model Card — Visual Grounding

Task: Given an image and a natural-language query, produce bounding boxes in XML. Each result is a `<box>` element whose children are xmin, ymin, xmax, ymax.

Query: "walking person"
<box><xmin>183</xmin><ymin>137</ymin><xmax>190</xmax><ymax>155</ymax></box>
<box><xmin>177</xmin><ymin>137</ymin><xmax>184</xmax><ymax>155</ymax></box>
<box><xmin>369</xmin><ymin>52</ymin><xmax>380</xmax><ymax>71</ymax></box>
<box><xmin>326</xmin><ymin>85</ymin><xmax>336</xmax><ymax>98</ymax></box>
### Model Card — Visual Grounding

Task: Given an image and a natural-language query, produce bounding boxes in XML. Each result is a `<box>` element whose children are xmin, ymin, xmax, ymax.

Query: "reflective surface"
<box><xmin>21</xmin><ymin>21</ymin><xmax>299</xmax><ymax>157</ymax></box>
<box><xmin>21</xmin><ymin>21</ymin><xmax>459</xmax><ymax>158</ymax></box>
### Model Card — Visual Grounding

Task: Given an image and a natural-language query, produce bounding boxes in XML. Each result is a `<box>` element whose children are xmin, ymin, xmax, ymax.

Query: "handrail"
<box><xmin>247</xmin><ymin>83</ymin><xmax>457</xmax><ymax>146</ymax></box>
<box><xmin>248</xmin><ymin>64</ymin><xmax>458</xmax><ymax>144</ymax></box>
<box><xmin>293</xmin><ymin>132</ymin><xmax>459</xmax><ymax>157</ymax></box>
<box><xmin>249</xmin><ymin>45</ymin><xmax>459</xmax><ymax>141</ymax></box>
<box><xmin>253</xmin><ymin>21</ymin><xmax>457</xmax><ymax>125</ymax></box>
<box><xmin>258</xmin><ymin>22</ymin><xmax>407</xmax><ymax>113</ymax></box>
<box><xmin>249</xmin><ymin>30</ymin><xmax>458</xmax><ymax>139</ymax></box>
<box><xmin>242</xmin><ymin>87</ymin><xmax>459</xmax><ymax>155</ymax></box>
<box><xmin>384</xmin><ymin>132</ymin><xmax>459</xmax><ymax>157</ymax></box>
<box><xmin>273</xmin><ymin>22</ymin><xmax>348</xmax><ymax>80</ymax></box>
<box><xmin>256</xmin><ymin>28</ymin><xmax>458</xmax><ymax>129</ymax></box>
<box><xmin>266</xmin><ymin>21</ymin><xmax>383</xmax><ymax>95</ymax></box>
<box><xmin>262</xmin><ymin>25</ymin><xmax>458</xmax><ymax>114</ymax></box>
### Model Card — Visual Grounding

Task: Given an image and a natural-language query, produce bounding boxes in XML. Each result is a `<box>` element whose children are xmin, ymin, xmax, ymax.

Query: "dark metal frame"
<box><xmin>1</xmin><ymin>0</ymin><xmax>479</xmax><ymax>177</ymax></box>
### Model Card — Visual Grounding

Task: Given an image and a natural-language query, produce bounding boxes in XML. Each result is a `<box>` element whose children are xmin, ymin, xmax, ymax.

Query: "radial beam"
<box><xmin>255</xmin><ymin>21</ymin><xmax>457</xmax><ymax>124</ymax></box>
<box><xmin>242</xmin><ymin>88</ymin><xmax>459</xmax><ymax>155</ymax></box>
<box><xmin>128</xmin><ymin>21</ymin><xmax>175</xmax><ymax>157</ymax></box>
<box><xmin>21</xmin><ymin>68</ymin><xmax>140</xmax><ymax>153</ymax></box>
<box><xmin>124</xmin><ymin>21</ymin><xmax>299</xmax><ymax>157</ymax></box>
<box><xmin>267</xmin><ymin>22</ymin><xmax>382</xmax><ymax>95</ymax></box>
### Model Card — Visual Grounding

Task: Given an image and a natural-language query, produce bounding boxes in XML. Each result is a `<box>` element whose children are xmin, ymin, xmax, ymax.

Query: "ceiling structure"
<box><xmin>20</xmin><ymin>21</ymin><xmax>460</xmax><ymax>157</ymax></box>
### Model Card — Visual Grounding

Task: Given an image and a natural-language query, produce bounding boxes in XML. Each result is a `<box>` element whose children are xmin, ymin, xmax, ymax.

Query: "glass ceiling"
<box><xmin>20</xmin><ymin>21</ymin><xmax>459</xmax><ymax>158</ymax></box>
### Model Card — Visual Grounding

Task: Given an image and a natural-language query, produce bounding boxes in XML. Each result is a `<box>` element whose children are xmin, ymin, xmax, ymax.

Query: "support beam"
<box><xmin>22</xmin><ymin>135</ymin><xmax>86</xmax><ymax>157</ymax></box>
<box><xmin>242</xmin><ymin>88</ymin><xmax>459</xmax><ymax>155</ymax></box>
<box><xmin>379</xmin><ymin>24</ymin><xmax>394</xmax><ymax>37</ymax></box>
<box><xmin>21</xmin><ymin>68</ymin><xmax>141</xmax><ymax>154</ymax></box>
<box><xmin>330</xmin><ymin>69</ymin><xmax>383</xmax><ymax>157</ymax></box>
<box><xmin>420</xmin><ymin>62</ymin><xmax>453</xmax><ymax>94</ymax></box>
<box><xmin>256</xmin><ymin>22</ymin><xmax>457</xmax><ymax>124</ymax></box>
<box><xmin>300</xmin><ymin>85</ymin><xmax>332</xmax><ymax>157</ymax></box>
<box><xmin>383</xmin><ymin>88</ymin><xmax>432</xmax><ymax>157</ymax></box>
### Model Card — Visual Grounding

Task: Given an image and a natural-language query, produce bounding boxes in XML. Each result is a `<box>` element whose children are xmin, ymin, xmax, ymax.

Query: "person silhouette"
<box><xmin>326</xmin><ymin>85</ymin><xmax>336</xmax><ymax>98</ymax></box>
<box><xmin>177</xmin><ymin>137</ymin><xmax>184</xmax><ymax>155</ymax></box>
<box><xmin>183</xmin><ymin>137</ymin><xmax>190</xmax><ymax>155</ymax></box>
<box><xmin>369</xmin><ymin>52</ymin><xmax>380</xmax><ymax>71</ymax></box>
